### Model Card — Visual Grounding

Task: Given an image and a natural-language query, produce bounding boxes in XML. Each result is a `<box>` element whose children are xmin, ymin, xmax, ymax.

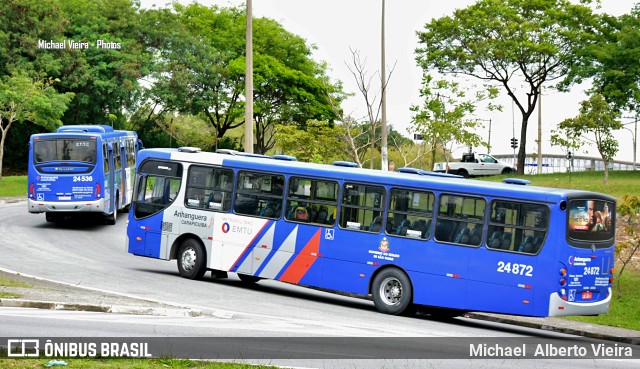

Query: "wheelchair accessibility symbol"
<box><xmin>37</xmin><ymin>193</ymin><xmax>44</xmax><ymax>201</ymax></box>
<box><xmin>324</xmin><ymin>229</ymin><xmax>334</xmax><ymax>240</ymax></box>
<box><xmin>568</xmin><ymin>289</ymin><xmax>576</xmax><ymax>302</ymax></box>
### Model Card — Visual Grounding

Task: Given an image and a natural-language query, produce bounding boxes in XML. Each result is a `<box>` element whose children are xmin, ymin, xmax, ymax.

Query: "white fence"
<box><xmin>493</xmin><ymin>154</ymin><xmax>637</xmax><ymax>174</ymax></box>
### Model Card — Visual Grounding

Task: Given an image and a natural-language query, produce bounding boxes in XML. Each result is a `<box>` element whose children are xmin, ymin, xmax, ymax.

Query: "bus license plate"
<box><xmin>582</xmin><ymin>291</ymin><xmax>593</xmax><ymax>300</ymax></box>
<box><xmin>58</xmin><ymin>196</ymin><xmax>71</xmax><ymax>200</ymax></box>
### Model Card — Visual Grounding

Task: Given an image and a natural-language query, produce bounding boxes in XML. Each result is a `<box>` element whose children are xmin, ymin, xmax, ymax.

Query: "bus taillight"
<box><xmin>560</xmin><ymin>268</ymin><xmax>567</xmax><ymax>276</ymax></box>
<box><xmin>560</xmin><ymin>277</ymin><xmax>566</xmax><ymax>286</ymax></box>
<box><xmin>610</xmin><ymin>268</ymin><xmax>615</xmax><ymax>275</ymax></box>
<box><xmin>95</xmin><ymin>183</ymin><xmax>101</xmax><ymax>198</ymax></box>
<box><xmin>29</xmin><ymin>183</ymin><xmax>34</xmax><ymax>198</ymax></box>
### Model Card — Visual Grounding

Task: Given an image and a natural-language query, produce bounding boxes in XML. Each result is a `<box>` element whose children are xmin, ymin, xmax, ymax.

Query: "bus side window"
<box><xmin>387</xmin><ymin>188</ymin><xmax>434</xmax><ymax>239</ymax></box>
<box><xmin>339</xmin><ymin>183</ymin><xmax>385</xmax><ymax>233</ymax></box>
<box><xmin>185</xmin><ymin>165</ymin><xmax>233</xmax><ymax>212</ymax></box>
<box><xmin>234</xmin><ymin>171</ymin><xmax>283</xmax><ymax>219</ymax></box>
<box><xmin>435</xmin><ymin>194</ymin><xmax>485</xmax><ymax>245</ymax></box>
<box><xmin>486</xmin><ymin>201</ymin><xmax>548</xmax><ymax>254</ymax></box>
<box><xmin>285</xmin><ymin>177</ymin><xmax>338</xmax><ymax>226</ymax></box>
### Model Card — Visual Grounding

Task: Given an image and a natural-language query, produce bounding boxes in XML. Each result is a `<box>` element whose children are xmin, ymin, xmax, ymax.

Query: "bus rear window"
<box><xmin>34</xmin><ymin>139</ymin><xmax>96</xmax><ymax>163</ymax></box>
<box><xmin>568</xmin><ymin>199</ymin><xmax>614</xmax><ymax>243</ymax></box>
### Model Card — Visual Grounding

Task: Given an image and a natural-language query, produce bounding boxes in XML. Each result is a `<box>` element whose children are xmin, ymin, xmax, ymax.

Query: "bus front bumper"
<box><xmin>28</xmin><ymin>198</ymin><xmax>106</xmax><ymax>213</ymax></box>
<box><xmin>548</xmin><ymin>288</ymin><xmax>611</xmax><ymax>317</ymax></box>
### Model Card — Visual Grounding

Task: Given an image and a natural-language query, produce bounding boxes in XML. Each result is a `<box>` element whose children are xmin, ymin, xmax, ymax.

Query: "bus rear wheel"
<box><xmin>177</xmin><ymin>239</ymin><xmax>206</xmax><ymax>280</ymax></box>
<box><xmin>372</xmin><ymin>268</ymin><xmax>414</xmax><ymax>316</ymax></box>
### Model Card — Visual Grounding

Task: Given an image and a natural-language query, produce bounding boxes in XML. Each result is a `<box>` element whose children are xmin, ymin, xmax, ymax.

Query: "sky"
<box><xmin>141</xmin><ymin>0</ymin><xmax>638</xmax><ymax>162</ymax></box>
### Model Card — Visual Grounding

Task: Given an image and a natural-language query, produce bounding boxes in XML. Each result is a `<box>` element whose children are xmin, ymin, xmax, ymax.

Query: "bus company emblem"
<box><xmin>569</xmin><ymin>256</ymin><xmax>591</xmax><ymax>266</ymax></box>
<box><xmin>222</xmin><ymin>222</ymin><xmax>230</xmax><ymax>233</ymax></box>
<box><xmin>379</xmin><ymin>237</ymin><xmax>390</xmax><ymax>253</ymax></box>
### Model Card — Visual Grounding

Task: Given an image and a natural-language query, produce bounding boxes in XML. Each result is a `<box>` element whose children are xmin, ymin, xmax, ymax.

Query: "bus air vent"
<box><xmin>397</xmin><ymin>167</ymin><xmax>423</xmax><ymax>175</ymax></box>
<box><xmin>332</xmin><ymin>161</ymin><xmax>358</xmax><ymax>168</ymax></box>
<box><xmin>272</xmin><ymin>155</ymin><xmax>297</xmax><ymax>161</ymax></box>
<box><xmin>422</xmin><ymin>171</ymin><xmax>463</xmax><ymax>178</ymax></box>
<box><xmin>177</xmin><ymin>147</ymin><xmax>201</xmax><ymax>153</ymax></box>
<box><xmin>216</xmin><ymin>149</ymin><xmax>238</xmax><ymax>155</ymax></box>
<box><xmin>502</xmin><ymin>178</ymin><xmax>531</xmax><ymax>185</ymax></box>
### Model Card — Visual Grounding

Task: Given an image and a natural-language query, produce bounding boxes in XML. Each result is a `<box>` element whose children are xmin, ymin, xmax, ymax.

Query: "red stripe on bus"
<box><xmin>279</xmin><ymin>229</ymin><xmax>321</xmax><ymax>284</ymax></box>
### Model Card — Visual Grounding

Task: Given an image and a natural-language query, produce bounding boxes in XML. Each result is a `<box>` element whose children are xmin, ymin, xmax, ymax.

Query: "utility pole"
<box><xmin>380</xmin><ymin>0</ymin><xmax>388</xmax><ymax>171</ymax></box>
<box><xmin>623</xmin><ymin>114</ymin><xmax>638</xmax><ymax>171</ymax></box>
<box><xmin>244</xmin><ymin>0</ymin><xmax>254</xmax><ymax>153</ymax></box>
<box><xmin>537</xmin><ymin>84</ymin><xmax>542</xmax><ymax>174</ymax></box>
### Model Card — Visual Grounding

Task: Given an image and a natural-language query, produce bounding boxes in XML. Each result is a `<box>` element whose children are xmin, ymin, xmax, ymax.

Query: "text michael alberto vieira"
<box><xmin>470</xmin><ymin>343</ymin><xmax>633</xmax><ymax>358</ymax></box>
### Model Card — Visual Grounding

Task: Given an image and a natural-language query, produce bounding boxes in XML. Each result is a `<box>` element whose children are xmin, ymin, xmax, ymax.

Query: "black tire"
<box><xmin>177</xmin><ymin>239</ymin><xmax>206</xmax><ymax>280</ymax></box>
<box><xmin>458</xmin><ymin>169</ymin><xmax>469</xmax><ymax>179</ymax></box>
<box><xmin>120</xmin><ymin>203</ymin><xmax>131</xmax><ymax>213</ymax></box>
<box><xmin>104</xmin><ymin>211</ymin><xmax>117</xmax><ymax>225</ymax></box>
<box><xmin>238</xmin><ymin>273</ymin><xmax>262</xmax><ymax>284</ymax></box>
<box><xmin>501</xmin><ymin>168</ymin><xmax>512</xmax><ymax>175</ymax></box>
<box><xmin>371</xmin><ymin>268</ymin><xmax>414</xmax><ymax>316</ymax></box>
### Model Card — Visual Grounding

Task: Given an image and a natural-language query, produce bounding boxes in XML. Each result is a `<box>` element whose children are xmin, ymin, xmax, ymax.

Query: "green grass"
<box><xmin>0</xmin><ymin>292</ymin><xmax>22</xmax><ymax>298</ymax></box>
<box><xmin>476</xmin><ymin>170</ymin><xmax>640</xmax><ymax>202</ymax></box>
<box><xmin>0</xmin><ymin>277</ymin><xmax>31</xmax><ymax>299</ymax></box>
<box><xmin>0</xmin><ymin>358</ymin><xmax>277</xmax><ymax>368</ymax></box>
<box><xmin>0</xmin><ymin>175</ymin><xmax>26</xmax><ymax>198</ymax></box>
<box><xmin>565</xmin><ymin>269</ymin><xmax>640</xmax><ymax>331</ymax></box>
<box><xmin>0</xmin><ymin>277</ymin><xmax>34</xmax><ymax>289</ymax></box>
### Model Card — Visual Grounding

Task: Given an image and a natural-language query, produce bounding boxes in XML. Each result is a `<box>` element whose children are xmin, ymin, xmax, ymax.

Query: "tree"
<box><xmin>550</xmin><ymin>94</ymin><xmax>622</xmax><ymax>184</ymax></box>
<box><xmin>345</xmin><ymin>48</ymin><xmax>394</xmax><ymax>169</ymax></box>
<box><xmin>416</xmin><ymin>0</ymin><xmax>598</xmax><ymax>174</ymax></box>
<box><xmin>615</xmin><ymin>195</ymin><xmax>640</xmax><ymax>299</ymax></box>
<box><xmin>0</xmin><ymin>73</ymin><xmax>73</xmax><ymax>178</ymax></box>
<box><xmin>410</xmin><ymin>74</ymin><xmax>495</xmax><ymax>170</ymax></box>
<box><xmin>273</xmin><ymin>120</ymin><xmax>346</xmax><ymax>163</ymax></box>
<box><xmin>54</xmin><ymin>0</ymin><xmax>153</xmax><ymax>126</ymax></box>
<box><xmin>567</xmin><ymin>5</ymin><xmax>640</xmax><ymax>113</ymax></box>
<box><xmin>145</xmin><ymin>4</ymin><xmax>340</xmax><ymax>153</ymax></box>
<box><xmin>0</xmin><ymin>0</ymin><xmax>65</xmax><ymax>77</ymax></box>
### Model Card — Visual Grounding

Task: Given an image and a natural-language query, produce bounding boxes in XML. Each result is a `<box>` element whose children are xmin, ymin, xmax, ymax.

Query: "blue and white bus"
<box><xmin>126</xmin><ymin>147</ymin><xmax>616</xmax><ymax>317</ymax></box>
<box><xmin>28</xmin><ymin>125</ymin><xmax>141</xmax><ymax>225</ymax></box>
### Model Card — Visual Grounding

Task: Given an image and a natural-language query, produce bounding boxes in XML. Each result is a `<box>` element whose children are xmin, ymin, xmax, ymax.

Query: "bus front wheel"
<box><xmin>372</xmin><ymin>268</ymin><xmax>414</xmax><ymax>316</ymax></box>
<box><xmin>177</xmin><ymin>239</ymin><xmax>206</xmax><ymax>280</ymax></box>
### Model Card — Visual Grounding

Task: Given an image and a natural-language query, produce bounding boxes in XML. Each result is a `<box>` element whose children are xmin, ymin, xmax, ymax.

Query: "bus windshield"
<box><xmin>567</xmin><ymin>199</ymin><xmax>615</xmax><ymax>244</ymax></box>
<box><xmin>34</xmin><ymin>139</ymin><xmax>96</xmax><ymax>164</ymax></box>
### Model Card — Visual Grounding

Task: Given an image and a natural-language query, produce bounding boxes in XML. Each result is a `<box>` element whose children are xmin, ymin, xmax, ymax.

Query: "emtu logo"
<box><xmin>221</xmin><ymin>222</ymin><xmax>230</xmax><ymax>233</ymax></box>
<box><xmin>7</xmin><ymin>339</ymin><xmax>39</xmax><ymax>357</ymax></box>
<box><xmin>569</xmin><ymin>256</ymin><xmax>575</xmax><ymax>266</ymax></box>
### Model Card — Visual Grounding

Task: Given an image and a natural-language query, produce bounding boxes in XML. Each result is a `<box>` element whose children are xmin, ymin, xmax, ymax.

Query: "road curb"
<box><xmin>0</xmin><ymin>298</ymin><xmax>203</xmax><ymax>318</ymax></box>
<box><xmin>467</xmin><ymin>312</ymin><xmax>640</xmax><ymax>345</ymax></box>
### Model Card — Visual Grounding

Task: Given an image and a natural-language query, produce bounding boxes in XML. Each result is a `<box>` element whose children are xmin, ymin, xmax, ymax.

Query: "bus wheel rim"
<box><xmin>181</xmin><ymin>247</ymin><xmax>197</xmax><ymax>272</ymax></box>
<box><xmin>379</xmin><ymin>277</ymin><xmax>402</xmax><ymax>306</ymax></box>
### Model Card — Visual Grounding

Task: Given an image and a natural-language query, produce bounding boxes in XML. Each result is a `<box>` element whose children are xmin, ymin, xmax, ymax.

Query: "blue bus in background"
<box><xmin>126</xmin><ymin>147</ymin><xmax>616</xmax><ymax>318</ymax></box>
<box><xmin>28</xmin><ymin>125</ymin><xmax>140</xmax><ymax>225</ymax></box>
